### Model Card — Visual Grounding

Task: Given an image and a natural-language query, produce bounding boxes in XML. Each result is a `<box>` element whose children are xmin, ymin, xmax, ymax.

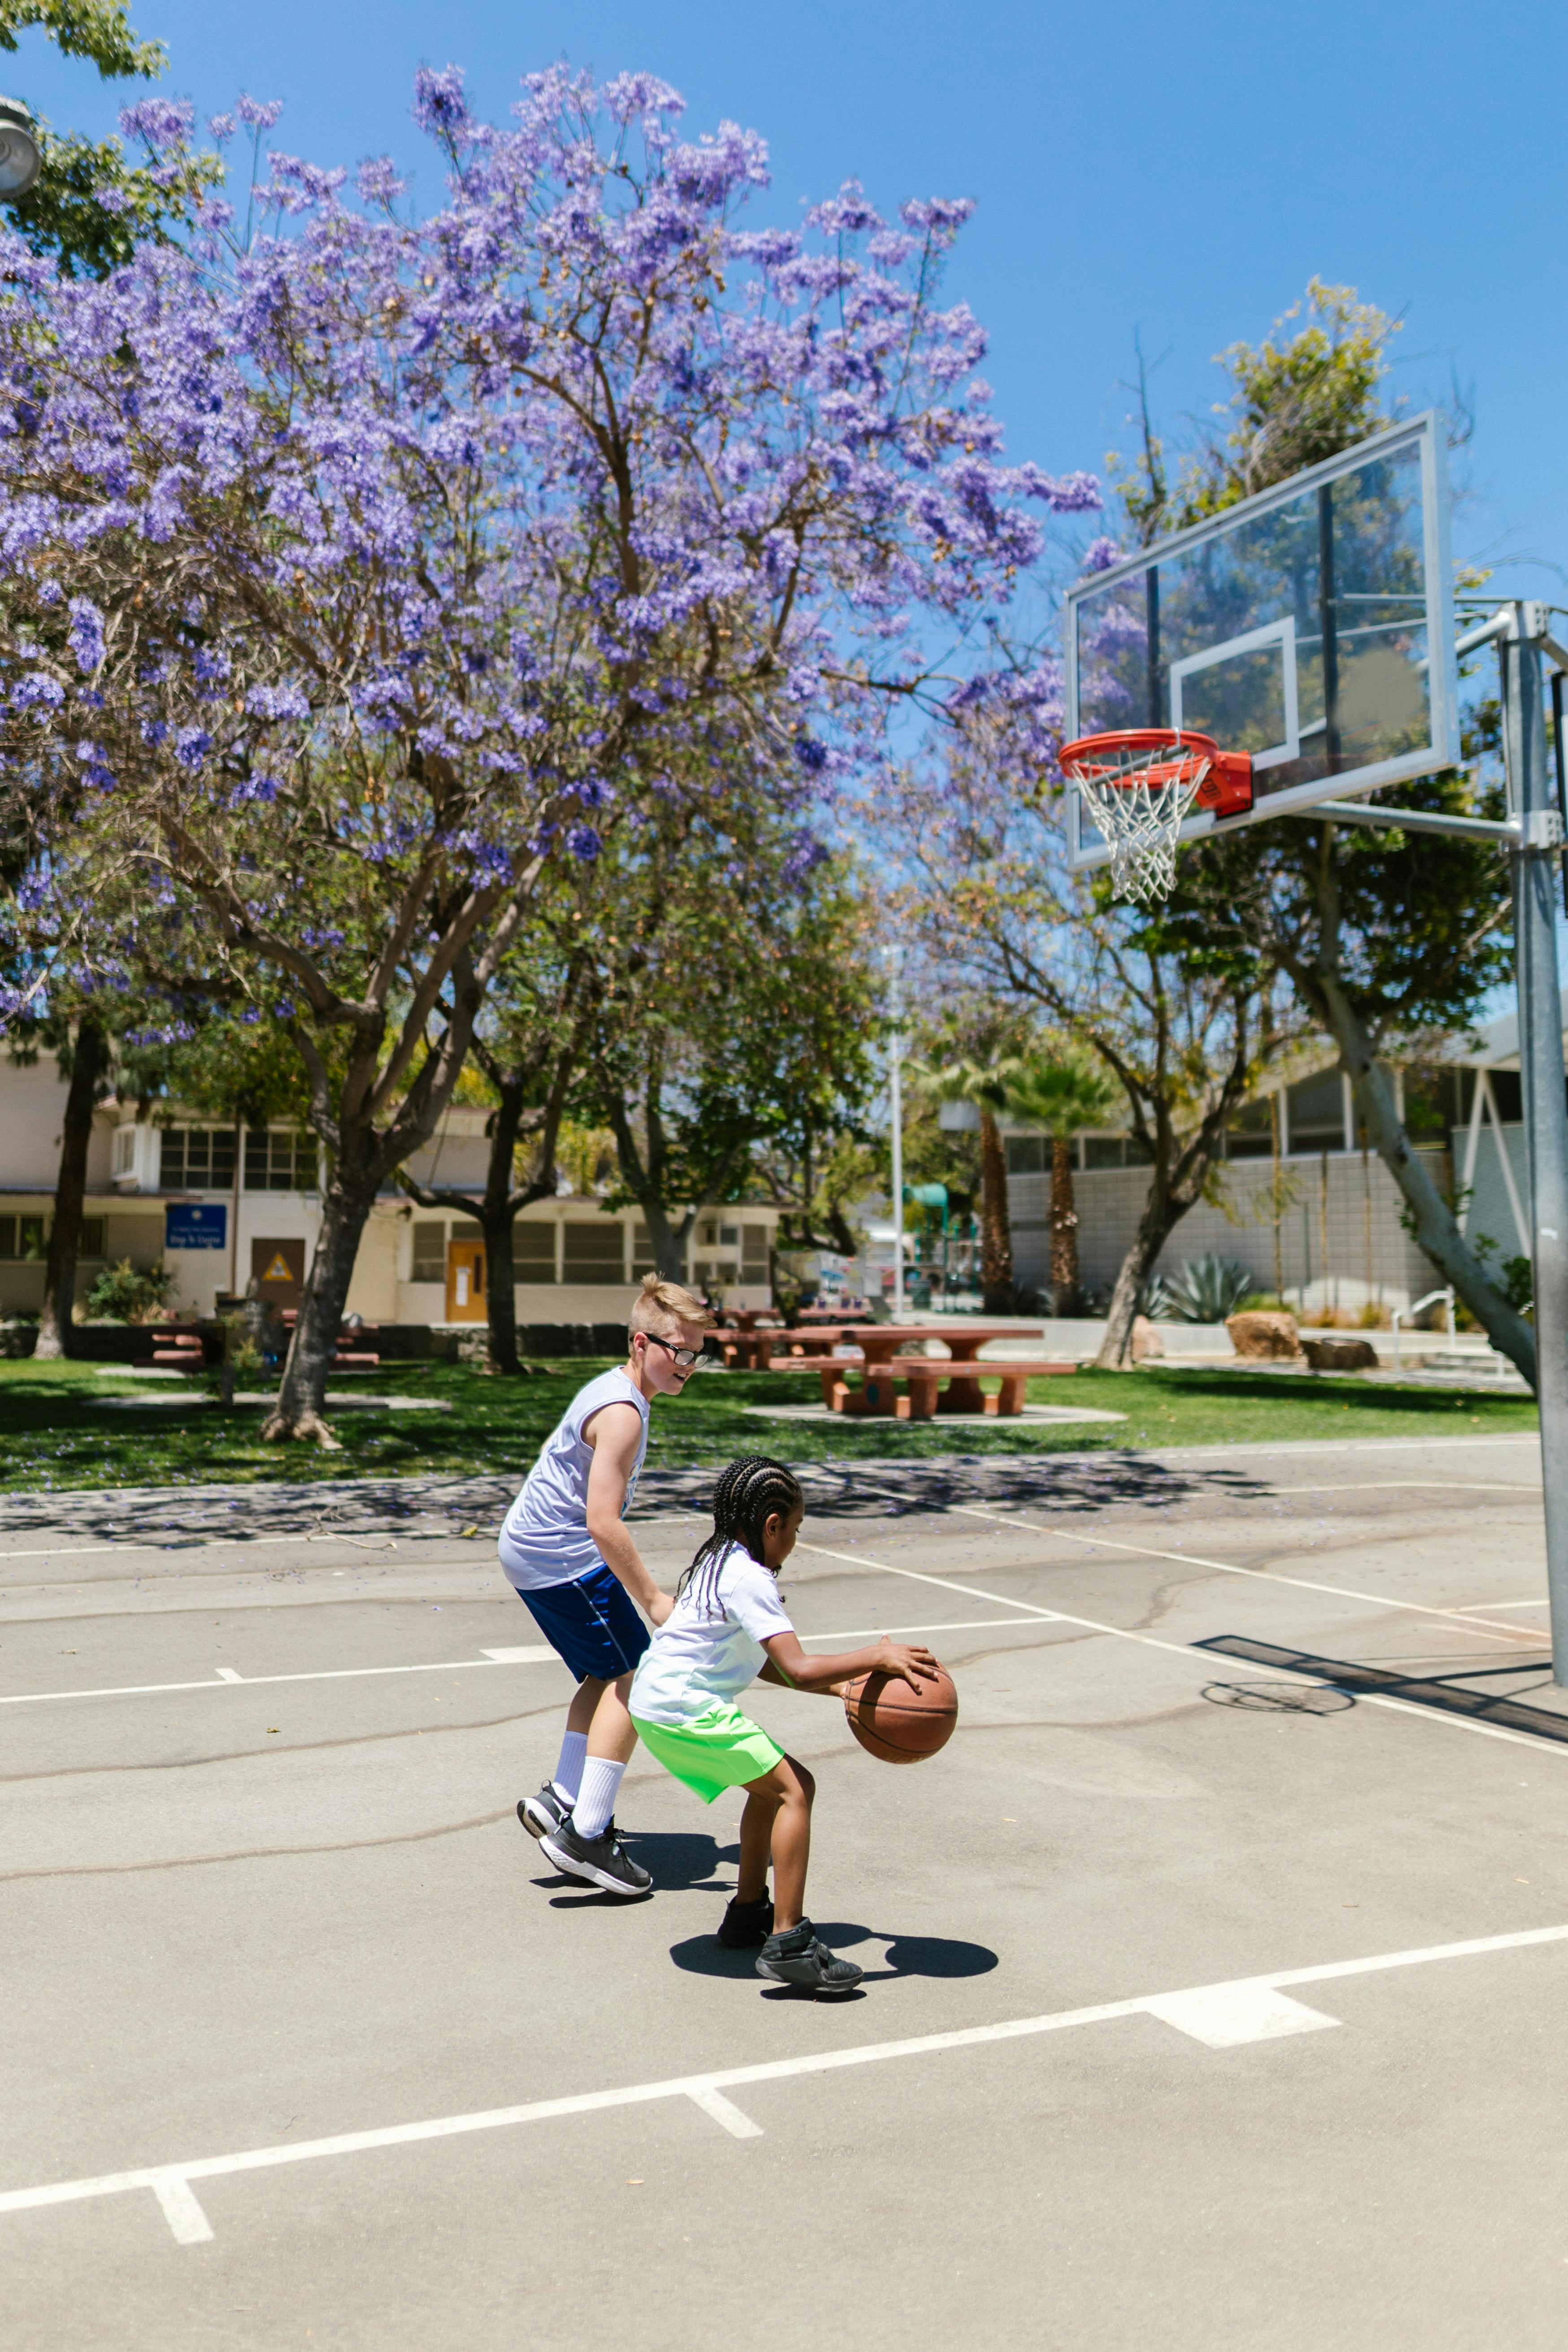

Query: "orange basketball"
<box><xmin>841</xmin><ymin>1663</ymin><xmax>958</xmax><ymax>1764</ymax></box>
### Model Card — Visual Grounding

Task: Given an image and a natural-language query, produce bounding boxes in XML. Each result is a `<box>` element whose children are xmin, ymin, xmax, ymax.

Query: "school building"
<box><xmin>0</xmin><ymin>1058</ymin><xmax>781</xmax><ymax>1328</ymax></box>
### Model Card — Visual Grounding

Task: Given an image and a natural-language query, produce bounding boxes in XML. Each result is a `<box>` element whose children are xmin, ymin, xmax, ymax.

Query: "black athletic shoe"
<box><xmin>718</xmin><ymin>1892</ymin><xmax>775</xmax><ymax>1949</ymax></box>
<box><xmin>540</xmin><ymin>1815</ymin><xmax>653</xmax><ymax>1898</ymax></box>
<box><xmin>518</xmin><ymin>1782</ymin><xmax>569</xmax><ymax>1841</ymax></box>
<box><xmin>756</xmin><ymin>1919</ymin><xmax>863</xmax><ymax>1994</ymax></box>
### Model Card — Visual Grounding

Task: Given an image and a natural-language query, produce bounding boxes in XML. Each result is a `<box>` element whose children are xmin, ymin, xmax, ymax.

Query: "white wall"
<box><xmin>1009</xmin><ymin>1146</ymin><xmax>1450</xmax><ymax>1313</ymax></box>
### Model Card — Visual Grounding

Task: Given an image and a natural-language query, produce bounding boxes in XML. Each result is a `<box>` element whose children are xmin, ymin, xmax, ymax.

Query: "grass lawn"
<box><xmin>0</xmin><ymin>1354</ymin><xmax>1540</xmax><ymax>1494</ymax></box>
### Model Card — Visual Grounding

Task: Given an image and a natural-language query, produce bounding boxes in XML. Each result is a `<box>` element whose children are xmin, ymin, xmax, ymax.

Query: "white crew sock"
<box><xmin>552</xmin><ymin>1730</ymin><xmax>588</xmax><ymax>1804</ymax></box>
<box><xmin>573</xmin><ymin>1756</ymin><xmax>626</xmax><ymax>1840</ymax></box>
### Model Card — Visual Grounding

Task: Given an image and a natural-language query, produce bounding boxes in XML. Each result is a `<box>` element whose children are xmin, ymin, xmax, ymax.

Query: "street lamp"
<box><xmin>0</xmin><ymin>100</ymin><xmax>42</xmax><ymax>198</ymax></box>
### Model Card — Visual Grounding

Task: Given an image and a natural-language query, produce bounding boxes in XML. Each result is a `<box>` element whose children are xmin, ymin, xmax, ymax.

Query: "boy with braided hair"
<box><xmin>501</xmin><ymin>1274</ymin><xmax>713</xmax><ymax>1897</ymax></box>
<box><xmin>630</xmin><ymin>1454</ymin><xmax>939</xmax><ymax>1992</ymax></box>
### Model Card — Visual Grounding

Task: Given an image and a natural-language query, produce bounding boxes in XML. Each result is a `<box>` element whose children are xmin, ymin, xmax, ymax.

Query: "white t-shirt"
<box><xmin>629</xmin><ymin>1542</ymin><xmax>794</xmax><ymax>1727</ymax></box>
<box><xmin>498</xmin><ymin>1368</ymin><xmax>649</xmax><ymax>1593</ymax></box>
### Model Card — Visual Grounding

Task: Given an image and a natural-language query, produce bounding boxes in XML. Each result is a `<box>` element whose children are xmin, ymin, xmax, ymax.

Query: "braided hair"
<box><xmin>678</xmin><ymin>1455</ymin><xmax>804</xmax><ymax>1619</ymax></box>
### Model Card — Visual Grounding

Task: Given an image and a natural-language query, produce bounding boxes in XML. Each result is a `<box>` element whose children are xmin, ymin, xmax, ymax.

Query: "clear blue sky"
<box><xmin>8</xmin><ymin>0</ymin><xmax>1566</xmax><ymax>597</ymax></box>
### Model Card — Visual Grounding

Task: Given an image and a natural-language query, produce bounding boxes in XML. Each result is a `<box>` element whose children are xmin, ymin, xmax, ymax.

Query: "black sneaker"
<box><xmin>718</xmin><ymin>1892</ymin><xmax>775</xmax><ymax>1949</ymax></box>
<box><xmin>756</xmin><ymin>1918</ymin><xmax>863</xmax><ymax>1994</ymax></box>
<box><xmin>540</xmin><ymin>1815</ymin><xmax>653</xmax><ymax>1898</ymax></box>
<box><xmin>518</xmin><ymin>1782</ymin><xmax>569</xmax><ymax>1841</ymax></box>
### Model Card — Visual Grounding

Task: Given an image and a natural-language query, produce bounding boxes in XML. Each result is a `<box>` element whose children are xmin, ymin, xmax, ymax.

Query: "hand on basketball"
<box><xmin>873</xmin><ymin>1638</ymin><xmax>939</xmax><ymax>1693</ymax></box>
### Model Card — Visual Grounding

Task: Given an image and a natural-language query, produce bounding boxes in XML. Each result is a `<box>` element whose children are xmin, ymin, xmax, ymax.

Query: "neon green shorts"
<box><xmin>632</xmin><ymin>1701</ymin><xmax>785</xmax><ymax>1804</ymax></box>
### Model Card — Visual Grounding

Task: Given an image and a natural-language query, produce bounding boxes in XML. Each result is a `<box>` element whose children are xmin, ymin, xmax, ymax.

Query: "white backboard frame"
<box><xmin>1065</xmin><ymin>413</ymin><xmax>1461</xmax><ymax>871</ymax></box>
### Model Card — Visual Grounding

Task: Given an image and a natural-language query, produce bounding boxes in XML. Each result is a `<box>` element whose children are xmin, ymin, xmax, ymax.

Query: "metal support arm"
<box><xmin>1290</xmin><ymin>798</ymin><xmax>1528</xmax><ymax>844</ymax></box>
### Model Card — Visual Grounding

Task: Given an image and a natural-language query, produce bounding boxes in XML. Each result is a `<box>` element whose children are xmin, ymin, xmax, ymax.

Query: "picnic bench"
<box><xmin>146</xmin><ymin>1326</ymin><xmax>205</xmax><ymax>1370</ymax></box>
<box><xmin>718</xmin><ymin>1324</ymin><xmax>850</xmax><ymax>1371</ymax></box>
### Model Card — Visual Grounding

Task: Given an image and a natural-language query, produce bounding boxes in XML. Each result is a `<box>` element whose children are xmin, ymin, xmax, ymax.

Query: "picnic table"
<box><xmin>815</xmin><ymin>1324</ymin><xmax>1076</xmax><ymax>1419</ymax></box>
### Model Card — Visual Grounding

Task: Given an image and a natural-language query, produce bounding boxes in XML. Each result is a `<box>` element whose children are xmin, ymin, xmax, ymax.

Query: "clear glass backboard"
<box><xmin>1064</xmin><ymin>414</ymin><xmax>1462</xmax><ymax>868</ymax></box>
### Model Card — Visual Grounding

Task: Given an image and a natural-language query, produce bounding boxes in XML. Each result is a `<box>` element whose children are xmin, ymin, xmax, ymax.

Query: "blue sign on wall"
<box><xmin>166</xmin><ymin>1202</ymin><xmax>227</xmax><ymax>1251</ymax></box>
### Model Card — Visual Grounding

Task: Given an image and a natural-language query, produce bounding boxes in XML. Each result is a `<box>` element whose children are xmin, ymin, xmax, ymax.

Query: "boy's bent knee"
<box><xmin>784</xmin><ymin>1757</ymin><xmax>815</xmax><ymax>1803</ymax></box>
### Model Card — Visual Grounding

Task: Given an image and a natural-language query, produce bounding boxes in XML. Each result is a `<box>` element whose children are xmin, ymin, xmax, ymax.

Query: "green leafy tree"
<box><xmin>1000</xmin><ymin>1042</ymin><xmax>1119</xmax><ymax>1314</ymax></box>
<box><xmin>0</xmin><ymin>3</ymin><xmax>221</xmax><ymax>276</ymax></box>
<box><xmin>906</xmin><ymin>1005</ymin><xmax>1036</xmax><ymax>1313</ymax></box>
<box><xmin>401</xmin><ymin>921</ymin><xmax>592</xmax><ymax>1377</ymax></box>
<box><xmin>579</xmin><ymin>838</ymin><xmax>880</xmax><ymax>1288</ymax></box>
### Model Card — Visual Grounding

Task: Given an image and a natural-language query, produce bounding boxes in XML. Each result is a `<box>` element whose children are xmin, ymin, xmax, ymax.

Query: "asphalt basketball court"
<box><xmin>3</xmin><ymin>1429</ymin><xmax>1566</xmax><ymax>2350</ymax></box>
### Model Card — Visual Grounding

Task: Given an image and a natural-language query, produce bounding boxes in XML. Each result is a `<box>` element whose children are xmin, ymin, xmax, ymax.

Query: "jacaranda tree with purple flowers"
<box><xmin>0</xmin><ymin>63</ymin><xmax>1091</xmax><ymax>1439</ymax></box>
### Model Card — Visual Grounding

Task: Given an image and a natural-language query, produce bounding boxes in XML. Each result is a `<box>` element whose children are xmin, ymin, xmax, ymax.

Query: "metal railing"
<box><xmin>1390</xmin><ymin>1287</ymin><xmax>1455</xmax><ymax>1373</ymax></box>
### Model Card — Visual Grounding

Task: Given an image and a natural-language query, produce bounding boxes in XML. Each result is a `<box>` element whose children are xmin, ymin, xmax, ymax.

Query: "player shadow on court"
<box><xmin>668</xmin><ymin>1919</ymin><xmax>999</xmax><ymax>1993</ymax></box>
<box><xmin>535</xmin><ymin>1829</ymin><xmax>733</xmax><ymax>1908</ymax></box>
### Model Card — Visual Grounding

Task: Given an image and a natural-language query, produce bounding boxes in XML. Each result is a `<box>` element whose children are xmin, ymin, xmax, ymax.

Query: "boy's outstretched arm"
<box><xmin>583</xmin><ymin>1403</ymin><xmax>675</xmax><ymax>1626</ymax></box>
<box><xmin>759</xmin><ymin>1631</ymin><xmax>938</xmax><ymax>1695</ymax></box>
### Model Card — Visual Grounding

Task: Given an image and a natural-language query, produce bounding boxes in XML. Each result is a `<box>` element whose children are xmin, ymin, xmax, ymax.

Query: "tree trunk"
<box><xmin>1315</xmin><ymin>972</ymin><xmax>1537</xmax><ymax>1385</ymax></box>
<box><xmin>1095</xmin><ymin>1173</ymin><xmax>1184</xmax><ymax>1368</ymax></box>
<box><xmin>1049</xmin><ymin>1135</ymin><xmax>1080</xmax><ymax>1316</ymax></box>
<box><xmin>261</xmin><ymin>1175</ymin><xmax>377</xmax><ymax>1446</ymax></box>
<box><xmin>978</xmin><ymin>1106</ymin><xmax>1014</xmax><ymax>1313</ymax></box>
<box><xmin>36</xmin><ymin>1016</ymin><xmax>110</xmax><ymax>1361</ymax></box>
<box><xmin>640</xmin><ymin>1197</ymin><xmax>695</xmax><ymax>1282</ymax></box>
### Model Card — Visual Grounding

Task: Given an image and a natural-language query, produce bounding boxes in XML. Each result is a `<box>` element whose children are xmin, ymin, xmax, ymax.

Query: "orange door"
<box><xmin>446</xmin><ymin>1239</ymin><xmax>486</xmax><ymax>1322</ymax></box>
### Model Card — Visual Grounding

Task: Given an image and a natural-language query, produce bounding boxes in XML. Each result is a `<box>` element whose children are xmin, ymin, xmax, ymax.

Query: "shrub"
<box><xmin>83</xmin><ymin>1257</ymin><xmax>175</xmax><ymax>1324</ymax></box>
<box><xmin>1161</xmin><ymin>1254</ymin><xmax>1257</xmax><ymax>1324</ymax></box>
<box><xmin>1237</xmin><ymin>1291</ymin><xmax>1288</xmax><ymax>1314</ymax></box>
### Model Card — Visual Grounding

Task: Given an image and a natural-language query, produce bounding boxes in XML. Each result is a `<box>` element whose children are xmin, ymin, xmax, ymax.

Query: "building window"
<box><xmin>411</xmin><ymin>1222</ymin><xmax>446</xmax><ymax>1284</ymax></box>
<box><xmin>741</xmin><ymin>1224</ymin><xmax>770</xmax><ymax>1280</ymax></box>
<box><xmin>1083</xmin><ymin>1135</ymin><xmax>1153</xmax><ymax>1169</ymax></box>
<box><xmin>1225</xmin><ymin>1099</ymin><xmax>1275</xmax><ymax>1160</ymax></box>
<box><xmin>111</xmin><ymin>1126</ymin><xmax>136</xmax><ymax>1179</ymax></box>
<box><xmin>80</xmin><ymin>1217</ymin><xmax>105</xmax><ymax>1259</ymax></box>
<box><xmin>562</xmin><ymin>1220</ymin><xmax>626</xmax><ymax>1283</ymax></box>
<box><xmin>244</xmin><ymin>1129</ymin><xmax>317</xmax><ymax>1193</ymax></box>
<box><xmin>514</xmin><ymin>1223</ymin><xmax>557</xmax><ymax>1281</ymax></box>
<box><xmin>632</xmin><ymin>1223</ymin><xmax>656</xmax><ymax>1277</ymax></box>
<box><xmin>1005</xmin><ymin>1136</ymin><xmax>1045</xmax><ymax>1175</ymax></box>
<box><xmin>1285</xmin><ymin>1071</ymin><xmax>1346</xmax><ymax>1156</ymax></box>
<box><xmin>160</xmin><ymin>1127</ymin><xmax>237</xmax><ymax>1192</ymax></box>
<box><xmin>0</xmin><ymin>1214</ymin><xmax>48</xmax><ymax>1259</ymax></box>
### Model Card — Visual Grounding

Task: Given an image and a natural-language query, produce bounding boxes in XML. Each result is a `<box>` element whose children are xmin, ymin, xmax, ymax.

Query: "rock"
<box><xmin>1225</xmin><ymin>1310</ymin><xmax>1303</xmax><ymax>1361</ymax></box>
<box><xmin>1131</xmin><ymin>1315</ymin><xmax>1163</xmax><ymax>1362</ymax></box>
<box><xmin>1300</xmin><ymin>1333</ymin><xmax>1379</xmax><ymax>1372</ymax></box>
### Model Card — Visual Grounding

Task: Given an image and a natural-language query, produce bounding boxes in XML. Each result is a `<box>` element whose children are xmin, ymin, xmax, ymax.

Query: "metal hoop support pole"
<box><xmin>1504</xmin><ymin>605</ymin><xmax>1568</xmax><ymax>1682</ymax></box>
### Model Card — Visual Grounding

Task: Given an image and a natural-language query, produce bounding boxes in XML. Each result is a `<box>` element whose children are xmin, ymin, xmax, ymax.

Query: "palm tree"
<box><xmin>1001</xmin><ymin>1047</ymin><xmax>1119</xmax><ymax>1315</ymax></box>
<box><xmin>907</xmin><ymin>1050</ymin><xmax>1020</xmax><ymax>1312</ymax></box>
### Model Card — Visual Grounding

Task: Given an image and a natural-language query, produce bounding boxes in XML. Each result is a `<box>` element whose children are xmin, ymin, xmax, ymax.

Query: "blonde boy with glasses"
<box><xmin>499</xmin><ymin>1275</ymin><xmax>715</xmax><ymax>1896</ymax></box>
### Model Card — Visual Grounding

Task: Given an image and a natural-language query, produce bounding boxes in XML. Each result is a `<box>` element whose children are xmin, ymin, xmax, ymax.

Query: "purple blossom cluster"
<box><xmin>0</xmin><ymin>62</ymin><xmax>1093</xmax><ymax>1015</ymax></box>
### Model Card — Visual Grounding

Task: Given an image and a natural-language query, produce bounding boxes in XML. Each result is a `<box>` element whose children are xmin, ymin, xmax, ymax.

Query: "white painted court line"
<box><xmin>0</xmin><ymin>1532</ymin><xmax>414</xmax><ymax>1564</ymax></box>
<box><xmin>6</xmin><ymin>1921</ymin><xmax>1563</xmax><ymax>2246</ymax></box>
<box><xmin>0</xmin><ymin>1619</ymin><xmax>1039</xmax><ymax>1710</ymax></box>
<box><xmin>793</xmin><ymin>1536</ymin><xmax>1568</xmax><ymax>1761</ymax></box>
<box><xmin>1270</xmin><ymin>1482</ymin><xmax>1537</xmax><ymax>1494</ymax></box>
<box><xmin>840</xmin><ymin>1479</ymin><xmax>1536</xmax><ymax>1643</ymax></box>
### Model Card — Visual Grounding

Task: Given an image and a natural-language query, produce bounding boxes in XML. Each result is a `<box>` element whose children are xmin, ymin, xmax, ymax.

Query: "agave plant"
<box><xmin>1160</xmin><ymin>1254</ymin><xmax>1258</xmax><ymax>1324</ymax></box>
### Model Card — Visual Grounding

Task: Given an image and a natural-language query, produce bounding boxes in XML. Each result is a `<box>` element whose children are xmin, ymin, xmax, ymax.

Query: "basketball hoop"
<box><xmin>1060</xmin><ymin>729</ymin><xmax>1254</xmax><ymax>903</ymax></box>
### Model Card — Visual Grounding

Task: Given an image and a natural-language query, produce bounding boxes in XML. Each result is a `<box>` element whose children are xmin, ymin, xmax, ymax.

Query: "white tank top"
<box><xmin>499</xmin><ymin>1367</ymin><xmax>650</xmax><ymax>1592</ymax></box>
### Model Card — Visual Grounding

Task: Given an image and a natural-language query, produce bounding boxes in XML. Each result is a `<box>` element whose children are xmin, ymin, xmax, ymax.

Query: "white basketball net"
<box><xmin>1069</xmin><ymin>741</ymin><xmax>1211</xmax><ymax>903</ymax></box>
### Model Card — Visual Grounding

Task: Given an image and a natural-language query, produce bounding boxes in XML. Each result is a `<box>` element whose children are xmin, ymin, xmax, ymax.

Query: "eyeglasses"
<box><xmin>643</xmin><ymin>1333</ymin><xmax>701</xmax><ymax>1369</ymax></box>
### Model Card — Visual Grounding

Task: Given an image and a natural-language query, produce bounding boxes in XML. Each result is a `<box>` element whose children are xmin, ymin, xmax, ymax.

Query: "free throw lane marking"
<box><xmin>4</xmin><ymin>1922</ymin><xmax>1563</xmax><ymax>2244</ymax></box>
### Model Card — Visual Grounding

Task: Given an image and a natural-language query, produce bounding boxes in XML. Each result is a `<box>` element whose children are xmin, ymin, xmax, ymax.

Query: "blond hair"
<box><xmin>629</xmin><ymin>1272</ymin><xmax>714</xmax><ymax>1344</ymax></box>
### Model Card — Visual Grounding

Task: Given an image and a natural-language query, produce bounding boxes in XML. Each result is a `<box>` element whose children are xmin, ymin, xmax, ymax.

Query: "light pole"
<box><xmin>0</xmin><ymin>101</ymin><xmax>42</xmax><ymax>198</ymax></box>
<box><xmin>885</xmin><ymin>944</ymin><xmax>905</xmax><ymax>1316</ymax></box>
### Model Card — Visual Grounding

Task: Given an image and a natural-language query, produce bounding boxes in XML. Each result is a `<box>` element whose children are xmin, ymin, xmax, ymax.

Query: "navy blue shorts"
<box><xmin>516</xmin><ymin>1564</ymin><xmax>651</xmax><ymax>1683</ymax></box>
